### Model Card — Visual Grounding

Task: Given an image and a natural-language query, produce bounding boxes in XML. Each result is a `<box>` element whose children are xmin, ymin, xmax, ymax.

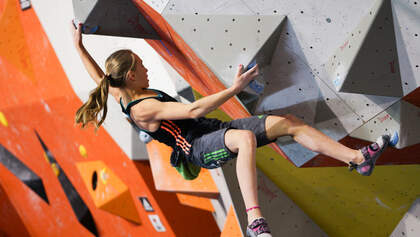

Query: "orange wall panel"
<box><xmin>0</xmin><ymin>0</ymin><xmax>219</xmax><ymax>236</ymax></box>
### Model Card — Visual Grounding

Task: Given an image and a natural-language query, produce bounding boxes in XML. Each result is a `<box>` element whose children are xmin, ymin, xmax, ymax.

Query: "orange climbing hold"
<box><xmin>76</xmin><ymin>161</ymin><xmax>141</xmax><ymax>224</ymax></box>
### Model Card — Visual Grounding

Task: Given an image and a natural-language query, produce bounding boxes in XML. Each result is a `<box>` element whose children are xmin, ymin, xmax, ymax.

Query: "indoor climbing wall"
<box><xmin>391</xmin><ymin>198</ymin><xmax>420</xmax><ymax>237</ymax></box>
<box><xmin>0</xmin><ymin>0</ymin><xmax>221</xmax><ymax>236</ymax></box>
<box><xmin>2</xmin><ymin>0</ymin><xmax>420</xmax><ymax>236</ymax></box>
<box><xmin>133</xmin><ymin>0</ymin><xmax>420</xmax><ymax>236</ymax></box>
<box><xmin>159</xmin><ymin>0</ymin><xmax>420</xmax><ymax>168</ymax></box>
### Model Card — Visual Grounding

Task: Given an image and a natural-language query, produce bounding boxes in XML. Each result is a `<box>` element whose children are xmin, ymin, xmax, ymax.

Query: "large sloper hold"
<box><xmin>350</xmin><ymin>99</ymin><xmax>420</xmax><ymax>149</ymax></box>
<box><xmin>0</xmin><ymin>144</ymin><xmax>49</xmax><ymax>204</ymax></box>
<box><xmin>72</xmin><ymin>0</ymin><xmax>159</xmax><ymax>39</ymax></box>
<box><xmin>325</xmin><ymin>0</ymin><xmax>403</xmax><ymax>97</ymax></box>
<box><xmin>254</xmin><ymin>19</ymin><xmax>362</xmax><ymax>167</ymax></box>
<box><xmin>162</xmin><ymin>13</ymin><xmax>285</xmax><ymax>113</ymax></box>
<box><xmin>76</xmin><ymin>161</ymin><xmax>141</xmax><ymax>224</ymax></box>
<box><xmin>34</xmin><ymin>131</ymin><xmax>98</xmax><ymax>237</ymax></box>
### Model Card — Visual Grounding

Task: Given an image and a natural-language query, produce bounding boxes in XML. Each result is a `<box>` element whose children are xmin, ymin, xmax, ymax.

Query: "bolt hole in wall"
<box><xmin>92</xmin><ymin>171</ymin><xmax>98</xmax><ymax>191</ymax></box>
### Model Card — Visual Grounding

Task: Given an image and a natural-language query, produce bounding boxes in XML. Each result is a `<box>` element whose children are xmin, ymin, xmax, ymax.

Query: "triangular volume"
<box><xmin>163</xmin><ymin>14</ymin><xmax>285</xmax><ymax>89</ymax></box>
<box><xmin>72</xmin><ymin>0</ymin><xmax>159</xmax><ymax>39</ymax></box>
<box><xmin>76</xmin><ymin>161</ymin><xmax>141</xmax><ymax>224</ymax></box>
<box><xmin>101</xmin><ymin>190</ymin><xmax>141</xmax><ymax>224</ymax></box>
<box><xmin>250</xmin><ymin>16</ymin><xmax>286</xmax><ymax>68</ymax></box>
<box><xmin>350</xmin><ymin>100</ymin><xmax>420</xmax><ymax>149</ymax></box>
<box><xmin>326</xmin><ymin>0</ymin><xmax>403</xmax><ymax>97</ymax></box>
<box><xmin>254</xmin><ymin>18</ymin><xmax>320</xmax><ymax>126</ymax></box>
<box><xmin>237</xmin><ymin>16</ymin><xmax>286</xmax><ymax>112</ymax></box>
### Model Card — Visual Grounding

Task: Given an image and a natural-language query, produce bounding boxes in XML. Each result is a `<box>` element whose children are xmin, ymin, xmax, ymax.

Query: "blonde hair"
<box><xmin>75</xmin><ymin>49</ymin><xmax>136</xmax><ymax>132</ymax></box>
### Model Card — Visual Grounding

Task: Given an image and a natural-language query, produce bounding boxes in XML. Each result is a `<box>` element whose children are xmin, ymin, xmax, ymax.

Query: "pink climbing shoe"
<box><xmin>246</xmin><ymin>217</ymin><xmax>272</xmax><ymax>237</ymax></box>
<box><xmin>349</xmin><ymin>132</ymin><xmax>399</xmax><ymax>176</ymax></box>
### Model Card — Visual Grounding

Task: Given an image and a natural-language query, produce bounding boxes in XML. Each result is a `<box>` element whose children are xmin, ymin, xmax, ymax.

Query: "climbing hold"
<box><xmin>0</xmin><ymin>112</ymin><xmax>8</xmax><ymax>127</ymax></box>
<box><xmin>79</xmin><ymin>145</ymin><xmax>88</xmax><ymax>158</ymax></box>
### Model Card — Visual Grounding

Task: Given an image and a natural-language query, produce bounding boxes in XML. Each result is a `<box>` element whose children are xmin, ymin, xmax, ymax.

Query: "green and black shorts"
<box><xmin>188</xmin><ymin>115</ymin><xmax>274</xmax><ymax>169</ymax></box>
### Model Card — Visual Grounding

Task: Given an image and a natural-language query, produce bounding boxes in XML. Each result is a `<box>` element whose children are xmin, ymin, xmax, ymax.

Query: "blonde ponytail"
<box><xmin>75</xmin><ymin>76</ymin><xmax>110</xmax><ymax>132</ymax></box>
<box><xmin>75</xmin><ymin>49</ymin><xmax>136</xmax><ymax>132</ymax></box>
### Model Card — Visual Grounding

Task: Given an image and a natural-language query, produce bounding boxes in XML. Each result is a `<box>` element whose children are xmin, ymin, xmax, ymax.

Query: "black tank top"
<box><xmin>120</xmin><ymin>89</ymin><xmax>221</xmax><ymax>159</ymax></box>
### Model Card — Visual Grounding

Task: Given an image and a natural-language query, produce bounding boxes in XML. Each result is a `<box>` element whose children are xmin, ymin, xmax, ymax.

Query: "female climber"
<box><xmin>71</xmin><ymin>22</ymin><xmax>397</xmax><ymax>237</ymax></box>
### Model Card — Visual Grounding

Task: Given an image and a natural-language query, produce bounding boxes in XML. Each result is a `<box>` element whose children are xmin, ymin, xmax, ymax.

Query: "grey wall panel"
<box><xmin>163</xmin><ymin>14</ymin><xmax>285</xmax><ymax>89</ymax></box>
<box><xmin>143</xmin><ymin>0</ymin><xmax>170</xmax><ymax>14</ymax></box>
<box><xmin>350</xmin><ymin>100</ymin><xmax>420</xmax><ymax>149</ymax></box>
<box><xmin>390</xmin><ymin>197</ymin><xmax>420</xmax><ymax>237</ymax></box>
<box><xmin>163</xmin><ymin>0</ymin><xmax>254</xmax><ymax>15</ymax></box>
<box><xmin>325</xmin><ymin>0</ymin><xmax>403</xmax><ymax>97</ymax></box>
<box><xmin>219</xmin><ymin>159</ymin><xmax>327</xmax><ymax>236</ymax></box>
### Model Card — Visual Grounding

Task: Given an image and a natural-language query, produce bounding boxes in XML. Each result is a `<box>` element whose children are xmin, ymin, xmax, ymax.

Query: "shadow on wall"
<box><xmin>392</xmin><ymin>2</ymin><xmax>418</xmax><ymax>94</ymax></box>
<box><xmin>0</xmin><ymin>182</ymin><xmax>31</xmax><ymax>237</ymax></box>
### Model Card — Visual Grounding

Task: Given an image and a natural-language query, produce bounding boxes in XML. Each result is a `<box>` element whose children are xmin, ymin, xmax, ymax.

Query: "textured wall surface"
<box><xmin>0</xmin><ymin>0</ymin><xmax>220</xmax><ymax>236</ymax></box>
<box><xmin>1</xmin><ymin>0</ymin><xmax>419</xmax><ymax>236</ymax></box>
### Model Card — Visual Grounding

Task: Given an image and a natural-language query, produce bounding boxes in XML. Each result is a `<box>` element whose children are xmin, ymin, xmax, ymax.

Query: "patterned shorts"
<box><xmin>188</xmin><ymin>115</ymin><xmax>274</xmax><ymax>169</ymax></box>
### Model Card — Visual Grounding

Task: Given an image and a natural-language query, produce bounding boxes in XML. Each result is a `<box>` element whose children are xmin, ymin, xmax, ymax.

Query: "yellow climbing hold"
<box><xmin>79</xmin><ymin>145</ymin><xmax>87</xmax><ymax>158</ymax></box>
<box><xmin>43</xmin><ymin>152</ymin><xmax>50</xmax><ymax>163</ymax></box>
<box><xmin>51</xmin><ymin>163</ymin><xmax>60</xmax><ymax>176</ymax></box>
<box><xmin>100</xmin><ymin>168</ymin><xmax>109</xmax><ymax>185</ymax></box>
<box><xmin>0</xmin><ymin>112</ymin><xmax>8</xmax><ymax>127</ymax></box>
